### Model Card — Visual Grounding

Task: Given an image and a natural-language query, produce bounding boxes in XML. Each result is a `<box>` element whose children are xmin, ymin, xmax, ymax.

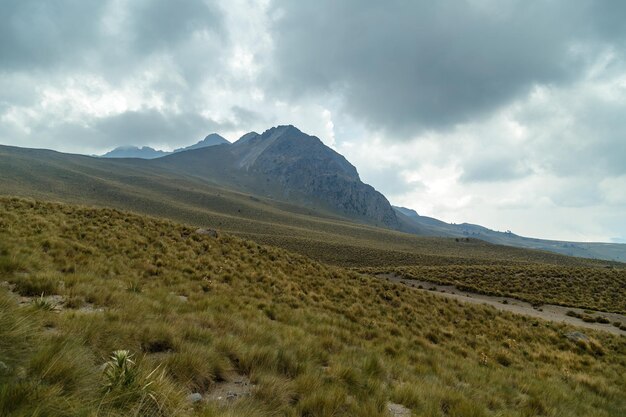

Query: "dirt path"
<box><xmin>378</xmin><ymin>274</ymin><xmax>626</xmax><ymax>336</ymax></box>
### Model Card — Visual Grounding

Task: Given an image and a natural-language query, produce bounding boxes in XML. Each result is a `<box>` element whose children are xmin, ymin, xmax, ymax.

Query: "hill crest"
<box><xmin>100</xmin><ymin>133</ymin><xmax>229</xmax><ymax>159</ymax></box>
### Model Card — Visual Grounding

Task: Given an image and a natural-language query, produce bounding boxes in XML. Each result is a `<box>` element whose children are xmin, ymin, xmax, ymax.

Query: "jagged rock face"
<box><xmin>235</xmin><ymin>126</ymin><xmax>399</xmax><ymax>228</ymax></box>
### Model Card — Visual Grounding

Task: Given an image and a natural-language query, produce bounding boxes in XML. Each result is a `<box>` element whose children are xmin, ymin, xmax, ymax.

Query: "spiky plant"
<box><xmin>102</xmin><ymin>350</ymin><xmax>173</xmax><ymax>415</ymax></box>
<box><xmin>103</xmin><ymin>350</ymin><xmax>137</xmax><ymax>391</ymax></box>
<box><xmin>32</xmin><ymin>293</ymin><xmax>54</xmax><ymax>311</ymax></box>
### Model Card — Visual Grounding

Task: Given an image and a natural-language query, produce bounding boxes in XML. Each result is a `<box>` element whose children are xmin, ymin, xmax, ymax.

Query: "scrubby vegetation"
<box><xmin>362</xmin><ymin>265</ymin><xmax>626</xmax><ymax>314</ymax></box>
<box><xmin>0</xmin><ymin>198</ymin><xmax>625</xmax><ymax>416</ymax></box>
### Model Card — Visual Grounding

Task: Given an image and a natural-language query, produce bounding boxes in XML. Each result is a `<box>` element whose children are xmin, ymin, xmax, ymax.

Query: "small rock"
<box><xmin>78</xmin><ymin>304</ymin><xmax>105</xmax><ymax>313</ymax></box>
<box><xmin>187</xmin><ymin>393</ymin><xmax>203</xmax><ymax>403</ymax></box>
<box><xmin>169</xmin><ymin>293</ymin><xmax>189</xmax><ymax>303</ymax></box>
<box><xmin>196</xmin><ymin>228</ymin><xmax>219</xmax><ymax>238</ymax></box>
<box><xmin>565</xmin><ymin>331</ymin><xmax>589</xmax><ymax>342</ymax></box>
<box><xmin>387</xmin><ymin>402</ymin><xmax>411</xmax><ymax>417</ymax></box>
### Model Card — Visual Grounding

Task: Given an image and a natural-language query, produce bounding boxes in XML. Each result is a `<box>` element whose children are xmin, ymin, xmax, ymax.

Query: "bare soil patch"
<box><xmin>205</xmin><ymin>375</ymin><xmax>254</xmax><ymax>404</ymax></box>
<box><xmin>379</xmin><ymin>274</ymin><xmax>626</xmax><ymax>336</ymax></box>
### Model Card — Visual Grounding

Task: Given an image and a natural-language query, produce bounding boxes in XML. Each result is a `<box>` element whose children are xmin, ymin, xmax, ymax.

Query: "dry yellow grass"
<box><xmin>0</xmin><ymin>198</ymin><xmax>624</xmax><ymax>416</ymax></box>
<box><xmin>361</xmin><ymin>264</ymin><xmax>626</xmax><ymax>313</ymax></box>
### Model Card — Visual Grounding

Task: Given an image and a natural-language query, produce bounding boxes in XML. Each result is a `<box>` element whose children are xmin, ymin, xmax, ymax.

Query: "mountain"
<box><xmin>100</xmin><ymin>133</ymin><xmax>230</xmax><ymax>159</ymax></box>
<box><xmin>393</xmin><ymin>206</ymin><xmax>626</xmax><ymax>262</ymax></box>
<box><xmin>1</xmin><ymin>125</ymin><xmax>625</xmax><ymax>262</ymax></box>
<box><xmin>101</xmin><ymin>146</ymin><xmax>169</xmax><ymax>159</ymax></box>
<box><xmin>173</xmin><ymin>133</ymin><xmax>229</xmax><ymax>152</ymax></box>
<box><xmin>232</xmin><ymin>126</ymin><xmax>399</xmax><ymax>227</ymax></box>
<box><xmin>151</xmin><ymin>125</ymin><xmax>399</xmax><ymax>228</ymax></box>
<box><xmin>4</xmin><ymin>144</ymin><xmax>602</xmax><ymax>269</ymax></box>
<box><xmin>394</xmin><ymin>206</ymin><xmax>419</xmax><ymax>218</ymax></box>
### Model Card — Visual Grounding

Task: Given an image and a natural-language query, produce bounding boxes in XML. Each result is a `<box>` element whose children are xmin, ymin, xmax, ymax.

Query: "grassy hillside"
<box><xmin>0</xmin><ymin>198</ymin><xmax>625</xmax><ymax>417</ymax></box>
<box><xmin>0</xmin><ymin>145</ymin><xmax>617</xmax><ymax>270</ymax></box>
<box><xmin>362</xmin><ymin>265</ymin><xmax>626</xmax><ymax>314</ymax></box>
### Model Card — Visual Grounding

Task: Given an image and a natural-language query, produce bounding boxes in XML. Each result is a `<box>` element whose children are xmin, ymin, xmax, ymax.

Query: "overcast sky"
<box><xmin>1</xmin><ymin>0</ymin><xmax>625</xmax><ymax>243</ymax></box>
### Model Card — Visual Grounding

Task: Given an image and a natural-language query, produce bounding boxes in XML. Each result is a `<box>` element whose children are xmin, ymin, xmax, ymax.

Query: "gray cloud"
<box><xmin>0</xmin><ymin>0</ymin><xmax>107</xmax><ymax>71</ymax></box>
<box><xmin>126</xmin><ymin>0</ymin><xmax>223</xmax><ymax>52</ymax></box>
<box><xmin>231</xmin><ymin>105</ymin><xmax>264</xmax><ymax>125</ymax></box>
<box><xmin>266</xmin><ymin>0</ymin><xmax>626</xmax><ymax>135</ymax></box>
<box><xmin>0</xmin><ymin>0</ymin><xmax>625</xmax><ymax>241</ymax></box>
<box><xmin>363</xmin><ymin>167</ymin><xmax>425</xmax><ymax>197</ymax></box>
<box><xmin>549</xmin><ymin>179</ymin><xmax>603</xmax><ymax>208</ymax></box>
<box><xmin>461</xmin><ymin>155</ymin><xmax>532</xmax><ymax>183</ymax></box>
<box><xmin>0</xmin><ymin>0</ymin><xmax>234</xmax><ymax>152</ymax></box>
<box><xmin>0</xmin><ymin>109</ymin><xmax>229</xmax><ymax>153</ymax></box>
<box><xmin>566</xmin><ymin>102</ymin><xmax>626</xmax><ymax>177</ymax></box>
<box><xmin>0</xmin><ymin>0</ymin><xmax>227</xmax><ymax>99</ymax></box>
<box><xmin>515</xmin><ymin>83</ymin><xmax>626</xmax><ymax>180</ymax></box>
<box><xmin>0</xmin><ymin>73</ymin><xmax>39</xmax><ymax>107</ymax></box>
<box><xmin>93</xmin><ymin>109</ymin><xmax>230</xmax><ymax>148</ymax></box>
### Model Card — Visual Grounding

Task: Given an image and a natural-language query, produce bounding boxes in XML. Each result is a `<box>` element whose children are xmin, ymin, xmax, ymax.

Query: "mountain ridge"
<box><xmin>151</xmin><ymin>125</ymin><xmax>400</xmax><ymax>228</ymax></box>
<box><xmin>393</xmin><ymin>206</ymin><xmax>626</xmax><ymax>262</ymax></box>
<box><xmin>100</xmin><ymin>133</ymin><xmax>229</xmax><ymax>159</ymax></box>
<box><xmin>1</xmin><ymin>124</ymin><xmax>625</xmax><ymax>262</ymax></box>
<box><xmin>101</xmin><ymin>145</ymin><xmax>169</xmax><ymax>159</ymax></box>
<box><xmin>173</xmin><ymin>133</ymin><xmax>229</xmax><ymax>153</ymax></box>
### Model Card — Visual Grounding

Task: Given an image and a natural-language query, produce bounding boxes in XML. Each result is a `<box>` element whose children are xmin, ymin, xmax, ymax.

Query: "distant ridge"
<box><xmin>101</xmin><ymin>146</ymin><xmax>169</xmax><ymax>159</ymax></box>
<box><xmin>100</xmin><ymin>133</ymin><xmax>229</xmax><ymax>159</ymax></box>
<box><xmin>173</xmin><ymin>133</ymin><xmax>229</xmax><ymax>153</ymax></box>
<box><xmin>393</xmin><ymin>206</ymin><xmax>626</xmax><ymax>262</ymax></box>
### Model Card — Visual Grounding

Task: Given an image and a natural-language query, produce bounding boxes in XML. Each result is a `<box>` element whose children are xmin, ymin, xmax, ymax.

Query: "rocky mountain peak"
<box><xmin>231</xmin><ymin>125</ymin><xmax>398</xmax><ymax>228</ymax></box>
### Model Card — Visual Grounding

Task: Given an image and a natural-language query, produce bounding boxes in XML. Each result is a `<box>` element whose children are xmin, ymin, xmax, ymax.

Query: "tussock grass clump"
<box><xmin>0</xmin><ymin>292</ymin><xmax>34</xmax><ymax>369</ymax></box>
<box><xmin>141</xmin><ymin>324</ymin><xmax>177</xmax><ymax>353</ymax></box>
<box><xmin>0</xmin><ymin>198</ymin><xmax>624</xmax><ymax>417</ymax></box>
<box><xmin>10</xmin><ymin>272</ymin><xmax>60</xmax><ymax>297</ymax></box>
<box><xmin>0</xmin><ymin>254</ymin><xmax>22</xmax><ymax>275</ymax></box>
<box><xmin>164</xmin><ymin>344</ymin><xmax>230</xmax><ymax>392</ymax></box>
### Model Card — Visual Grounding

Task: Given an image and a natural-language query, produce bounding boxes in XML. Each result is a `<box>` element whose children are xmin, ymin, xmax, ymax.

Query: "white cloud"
<box><xmin>334</xmin><ymin>53</ymin><xmax>626</xmax><ymax>241</ymax></box>
<box><xmin>0</xmin><ymin>0</ymin><xmax>625</xmax><ymax>242</ymax></box>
